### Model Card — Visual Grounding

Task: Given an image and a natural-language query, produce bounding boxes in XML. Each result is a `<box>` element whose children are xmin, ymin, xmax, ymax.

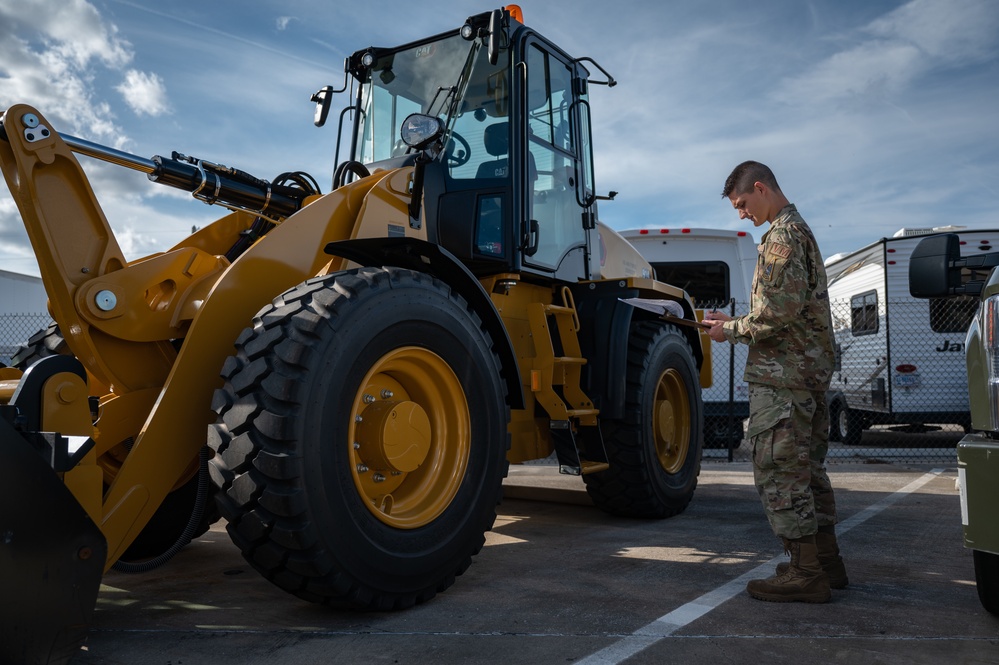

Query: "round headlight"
<box><xmin>401</xmin><ymin>114</ymin><xmax>445</xmax><ymax>150</ymax></box>
<box><xmin>460</xmin><ymin>23</ymin><xmax>475</xmax><ymax>40</ymax></box>
<box><xmin>360</xmin><ymin>51</ymin><xmax>375</xmax><ymax>67</ymax></box>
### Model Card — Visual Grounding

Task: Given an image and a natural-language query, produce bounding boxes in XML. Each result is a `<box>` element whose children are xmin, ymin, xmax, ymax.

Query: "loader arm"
<box><xmin>0</xmin><ymin>105</ymin><xmax>178</xmax><ymax>392</ymax></box>
<box><xmin>0</xmin><ymin>104</ymin><xmax>423</xmax><ymax>567</ymax></box>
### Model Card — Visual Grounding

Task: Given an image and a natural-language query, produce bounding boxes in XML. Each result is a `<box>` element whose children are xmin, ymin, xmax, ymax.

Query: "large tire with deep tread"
<box><xmin>583</xmin><ymin>321</ymin><xmax>703</xmax><ymax>518</ymax></box>
<box><xmin>208</xmin><ymin>267</ymin><xmax>510</xmax><ymax>610</ymax></box>
<box><xmin>11</xmin><ymin>322</ymin><xmax>68</xmax><ymax>370</ymax></box>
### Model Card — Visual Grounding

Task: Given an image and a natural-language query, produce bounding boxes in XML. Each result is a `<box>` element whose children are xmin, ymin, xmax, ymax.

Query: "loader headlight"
<box><xmin>400</xmin><ymin>113</ymin><xmax>445</xmax><ymax>151</ymax></box>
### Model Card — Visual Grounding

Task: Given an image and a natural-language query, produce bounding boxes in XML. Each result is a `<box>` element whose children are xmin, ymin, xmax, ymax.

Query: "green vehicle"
<box><xmin>909</xmin><ymin>233</ymin><xmax>999</xmax><ymax>615</ymax></box>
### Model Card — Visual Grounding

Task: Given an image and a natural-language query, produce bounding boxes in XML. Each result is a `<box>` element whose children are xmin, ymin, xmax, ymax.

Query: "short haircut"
<box><xmin>722</xmin><ymin>161</ymin><xmax>781</xmax><ymax>198</ymax></box>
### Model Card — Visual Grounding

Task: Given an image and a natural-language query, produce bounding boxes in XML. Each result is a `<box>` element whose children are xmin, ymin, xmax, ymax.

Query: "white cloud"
<box><xmin>0</xmin><ymin>0</ymin><xmax>997</xmax><ymax>275</ymax></box>
<box><xmin>867</xmin><ymin>0</ymin><xmax>999</xmax><ymax>62</ymax></box>
<box><xmin>0</xmin><ymin>0</ymin><xmax>136</xmax><ymax>140</ymax></box>
<box><xmin>771</xmin><ymin>0</ymin><xmax>999</xmax><ymax>108</ymax></box>
<box><xmin>0</xmin><ymin>0</ymin><xmax>131</xmax><ymax>68</ymax></box>
<box><xmin>117</xmin><ymin>69</ymin><xmax>169</xmax><ymax>117</ymax></box>
<box><xmin>772</xmin><ymin>41</ymin><xmax>923</xmax><ymax>107</ymax></box>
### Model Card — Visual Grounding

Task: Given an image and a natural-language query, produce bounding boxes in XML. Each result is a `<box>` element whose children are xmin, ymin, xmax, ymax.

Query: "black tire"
<box><xmin>11</xmin><ymin>321</ymin><xmax>67</xmax><ymax>370</ymax></box>
<box><xmin>583</xmin><ymin>321</ymin><xmax>703</xmax><ymax>518</ymax></box>
<box><xmin>974</xmin><ymin>549</ymin><xmax>999</xmax><ymax>616</ymax></box>
<box><xmin>828</xmin><ymin>398</ymin><xmax>844</xmax><ymax>443</ymax></box>
<box><xmin>208</xmin><ymin>267</ymin><xmax>510</xmax><ymax>610</ymax></box>
<box><xmin>703</xmin><ymin>416</ymin><xmax>744</xmax><ymax>449</ymax></box>
<box><xmin>840</xmin><ymin>404</ymin><xmax>864</xmax><ymax>446</ymax></box>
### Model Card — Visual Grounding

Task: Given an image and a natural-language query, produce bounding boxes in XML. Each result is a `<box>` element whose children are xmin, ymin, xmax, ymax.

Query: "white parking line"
<box><xmin>575</xmin><ymin>469</ymin><xmax>946</xmax><ymax>665</ymax></box>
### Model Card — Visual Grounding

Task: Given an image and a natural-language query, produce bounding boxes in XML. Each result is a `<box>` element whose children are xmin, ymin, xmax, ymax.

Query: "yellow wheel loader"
<box><xmin>0</xmin><ymin>6</ymin><xmax>710</xmax><ymax>663</ymax></box>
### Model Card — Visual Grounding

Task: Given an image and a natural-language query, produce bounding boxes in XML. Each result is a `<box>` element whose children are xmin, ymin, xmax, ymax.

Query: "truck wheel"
<box><xmin>839</xmin><ymin>405</ymin><xmax>864</xmax><ymax>446</ymax></box>
<box><xmin>828</xmin><ymin>398</ymin><xmax>844</xmax><ymax>442</ymax></box>
<box><xmin>974</xmin><ymin>550</ymin><xmax>999</xmax><ymax>615</ymax></box>
<box><xmin>583</xmin><ymin>321</ymin><xmax>703</xmax><ymax>518</ymax></box>
<box><xmin>704</xmin><ymin>416</ymin><xmax>744</xmax><ymax>449</ymax></box>
<box><xmin>209</xmin><ymin>267</ymin><xmax>509</xmax><ymax>610</ymax></box>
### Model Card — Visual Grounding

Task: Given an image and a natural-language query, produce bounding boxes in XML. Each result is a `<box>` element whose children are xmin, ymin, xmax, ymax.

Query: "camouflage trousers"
<box><xmin>747</xmin><ymin>383</ymin><xmax>838</xmax><ymax>540</ymax></box>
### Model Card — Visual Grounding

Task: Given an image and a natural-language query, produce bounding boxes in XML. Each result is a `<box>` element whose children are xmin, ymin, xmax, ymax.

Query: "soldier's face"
<box><xmin>729</xmin><ymin>184</ymin><xmax>768</xmax><ymax>227</ymax></box>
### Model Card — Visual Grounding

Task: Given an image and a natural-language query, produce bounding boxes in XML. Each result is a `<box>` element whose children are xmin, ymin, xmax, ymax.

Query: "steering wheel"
<box><xmin>446</xmin><ymin>131</ymin><xmax>471</xmax><ymax>168</ymax></box>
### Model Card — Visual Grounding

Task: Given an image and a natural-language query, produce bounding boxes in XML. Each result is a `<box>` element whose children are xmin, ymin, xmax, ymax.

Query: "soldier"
<box><xmin>703</xmin><ymin>161</ymin><xmax>848</xmax><ymax>603</ymax></box>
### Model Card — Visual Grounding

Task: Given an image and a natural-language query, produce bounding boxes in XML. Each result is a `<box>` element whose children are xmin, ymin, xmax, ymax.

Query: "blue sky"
<box><xmin>0</xmin><ymin>0</ymin><xmax>997</xmax><ymax>277</ymax></box>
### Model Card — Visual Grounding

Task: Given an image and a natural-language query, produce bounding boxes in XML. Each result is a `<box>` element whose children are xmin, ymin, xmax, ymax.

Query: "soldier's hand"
<box><xmin>702</xmin><ymin>311</ymin><xmax>730</xmax><ymax>343</ymax></box>
<box><xmin>703</xmin><ymin>310</ymin><xmax>731</xmax><ymax>323</ymax></box>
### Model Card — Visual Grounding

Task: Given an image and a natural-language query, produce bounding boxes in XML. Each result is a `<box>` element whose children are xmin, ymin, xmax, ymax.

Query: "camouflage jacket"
<box><xmin>722</xmin><ymin>204</ymin><xmax>835</xmax><ymax>390</ymax></box>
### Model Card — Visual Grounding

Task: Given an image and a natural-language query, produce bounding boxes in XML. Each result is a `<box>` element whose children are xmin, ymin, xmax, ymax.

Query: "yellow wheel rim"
<box><xmin>653</xmin><ymin>368</ymin><xmax>691</xmax><ymax>474</ymax></box>
<box><xmin>349</xmin><ymin>347</ymin><xmax>470</xmax><ymax>528</ymax></box>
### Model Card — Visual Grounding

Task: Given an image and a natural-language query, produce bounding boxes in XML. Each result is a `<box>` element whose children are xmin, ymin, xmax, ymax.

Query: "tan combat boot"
<box><xmin>774</xmin><ymin>525</ymin><xmax>849</xmax><ymax>589</ymax></box>
<box><xmin>748</xmin><ymin>536</ymin><xmax>831</xmax><ymax>603</ymax></box>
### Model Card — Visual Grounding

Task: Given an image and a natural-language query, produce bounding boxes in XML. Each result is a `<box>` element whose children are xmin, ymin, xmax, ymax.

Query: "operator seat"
<box><xmin>471</xmin><ymin>122</ymin><xmax>539</xmax><ymax>259</ymax></box>
<box><xmin>474</xmin><ymin>122</ymin><xmax>537</xmax><ymax>184</ymax></box>
<box><xmin>475</xmin><ymin>122</ymin><xmax>510</xmax><ymax>180</ymax></box>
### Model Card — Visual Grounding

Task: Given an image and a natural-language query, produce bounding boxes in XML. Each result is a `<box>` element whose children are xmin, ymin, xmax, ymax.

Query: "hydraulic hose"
<box><xmin>111</xmin><ymin>446</ymin><xmax>211</xmax><ymax>573</ymax></box>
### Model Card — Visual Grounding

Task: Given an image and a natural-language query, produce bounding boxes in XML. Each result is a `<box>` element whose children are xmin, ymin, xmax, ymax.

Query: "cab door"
<box><xmin>518</xmin><ymin>39</ymin><xmax>596</xmax><ymax>281</ymax></box>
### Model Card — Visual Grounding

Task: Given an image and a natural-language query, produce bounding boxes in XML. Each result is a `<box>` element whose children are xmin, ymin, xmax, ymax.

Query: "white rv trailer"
<box><xmin>825</xmin><ymin>226</ymin><xmax>997</xmax><ymax>444</ymax></box>
<box><xmin>620</xmin><ymin>227</ymin><xmax>756</xmax><ymax>446</ymax></box>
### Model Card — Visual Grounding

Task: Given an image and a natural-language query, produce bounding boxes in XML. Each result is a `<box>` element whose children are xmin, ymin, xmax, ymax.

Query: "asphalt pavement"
<box><xmin>71</xmin><ymin>461</ymin><xmax>998</xmax><ymax>664</ymax></box>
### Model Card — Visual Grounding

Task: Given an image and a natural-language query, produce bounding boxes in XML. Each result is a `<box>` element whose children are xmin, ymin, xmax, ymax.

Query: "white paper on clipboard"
<box><xmin>618</xmin><ymin>298</ymin><xmax>712</xmax><ymax>331</ymax></box>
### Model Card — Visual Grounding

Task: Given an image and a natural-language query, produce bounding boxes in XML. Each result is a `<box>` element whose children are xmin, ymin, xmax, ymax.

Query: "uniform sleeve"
<box><xmin>722</xmin><ymin>226</ymin><xmax>809</xmax><ymax>345</ymax></box>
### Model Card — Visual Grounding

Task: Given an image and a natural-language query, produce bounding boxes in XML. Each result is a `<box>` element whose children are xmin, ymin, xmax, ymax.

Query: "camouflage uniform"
<box><xmin>721</xmin><ymin>204</ymin><xmax>837</xmax><ymax>540</ymax></box>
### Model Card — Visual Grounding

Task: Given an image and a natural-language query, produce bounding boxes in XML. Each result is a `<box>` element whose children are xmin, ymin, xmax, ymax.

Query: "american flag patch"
<box><xmin>768</xmin><ymin>242</ymin><xmax>792</xmax><ymax>259</ymax></box>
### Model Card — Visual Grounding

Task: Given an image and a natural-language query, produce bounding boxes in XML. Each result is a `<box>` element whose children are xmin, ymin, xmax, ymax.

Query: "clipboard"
<box><xmin>661</xmin><ymin>313</ymin><xmax>713</xmax><ymax>331</ymax></box>
<box><xmin>618</xmin><ymin>298</ymin><xmax>714</xmax><ymax>331</ymax></box>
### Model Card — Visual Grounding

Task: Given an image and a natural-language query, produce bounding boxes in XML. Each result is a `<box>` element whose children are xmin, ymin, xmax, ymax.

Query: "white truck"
<box><xmin>621</xmin><ymin>226</ymin><xmax>756</xmax><ymax>447</ymax></box>
<box><xmin>824</xmin><ymin>226</ymin><xmax>997</xmax><ymax>444</ymax></box>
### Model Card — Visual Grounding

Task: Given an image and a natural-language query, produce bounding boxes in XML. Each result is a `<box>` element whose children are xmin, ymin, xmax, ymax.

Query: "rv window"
<box><xmin>651</xmin><ymin>261</ymin><xmax>730</xmax><ymax>308</ymax></box>
<box><xmin>850</xmin><ymin>291</ymin><xmax>878</xmax><ymax>336</ymax></box>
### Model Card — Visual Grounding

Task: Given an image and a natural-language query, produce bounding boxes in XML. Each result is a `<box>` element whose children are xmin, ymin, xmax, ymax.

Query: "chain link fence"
<box><xmin>0</xmin><ymin>301</ymin><xmax>972</xmax><ymax>466</ymax></box>
<box><xmin>0</xmin><ymin>313</ymin><xmax>52</xmax><ymax>366</ymax></box>
<box><xmin>700</xmin><ymin>298</ymin><xmax>972</xmax><ymax>465</ymax></box>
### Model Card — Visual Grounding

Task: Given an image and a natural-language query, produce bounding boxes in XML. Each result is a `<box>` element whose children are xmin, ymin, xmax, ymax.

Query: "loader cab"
<box><xmin>343</xmin><ymin>7</ymin><xmax>600</xmax><ymax>282</ymax></box>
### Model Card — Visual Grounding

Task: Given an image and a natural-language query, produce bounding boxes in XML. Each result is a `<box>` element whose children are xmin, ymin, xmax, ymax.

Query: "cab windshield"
<box><xmin>356</xmin><ymin>32</ymin><xmax>511</xmax><ymax>179</ymax></box>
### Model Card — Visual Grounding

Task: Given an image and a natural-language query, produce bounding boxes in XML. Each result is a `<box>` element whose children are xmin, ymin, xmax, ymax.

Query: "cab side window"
<box><xmin>525</xmin><ymin>45</ymin><xmax>583</xmax><ymax>269</ymax></box>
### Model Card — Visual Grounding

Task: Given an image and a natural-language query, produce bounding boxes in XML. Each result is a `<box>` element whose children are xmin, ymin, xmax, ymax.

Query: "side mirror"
<box><xmin>311</xmin><ymin>86</ymin><xmax>333</xmax><ymax>127</ymax></box>
<box><xmin>487</xmin><ymin>9</ymin><xmax>502</xmax><ymax>66</ymax></box>
<box><xmin>909</xmin><ymin>233</ymin><xmax>962</xmax><ymax>298</ymax></box>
